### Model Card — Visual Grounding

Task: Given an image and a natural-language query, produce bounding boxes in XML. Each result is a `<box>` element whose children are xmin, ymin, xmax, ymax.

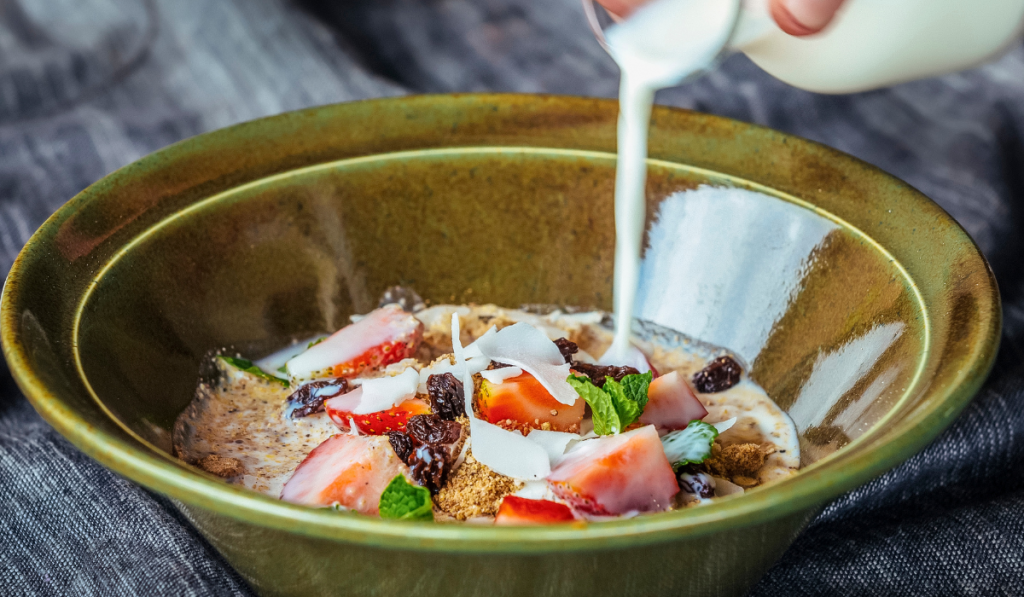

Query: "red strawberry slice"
<box><xmin>286</xmin><ymin>305</ymin><xmax>423</xmax><ymax>382</ymax></box>
<box><xmin>547</xmin><ymin>425</ymin><xmax>679</xmax><ymax>515</ymax></box>
<box><xmin>639</xmin><ymin>371</ymin><xmax>708</xmax><ymax>432</ymax></box>
<box><xmin>494</xmin><ymin>496</ymin><xmax>577</xmax><ymax>525</ymax></box>
<box><xmin>478</xmin><ymin>372</ymin><xmax>585</xmax><ymax>433</ymax></box>
<box><xmin>325</xmin><ymin>389</ymin><xmax>431</xmax><ymax>435</ymax></box>
<box><xmin>280</xmin><ymin>434</ymin><xmax>409</xmax><ymax>514</ymax></box>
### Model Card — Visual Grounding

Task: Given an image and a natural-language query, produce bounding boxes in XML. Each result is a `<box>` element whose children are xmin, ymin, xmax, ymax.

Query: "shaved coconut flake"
<box><xmin>514</xmin><ymin>481</ymin><xmax>557</xmax><ymax>501</ymax></box>
<box><xmin>598</xmin><ymin>340</ymin><xmax>652</xmax><ymax>374</ymax></box>
<box><xmin>713</xmin><ymin>417</ymin><xmax>737</xmax><ymax>434</ymax></box>
<box><xmin>352</xmin><ymin>368</ymin><xmax>419</xmax><ymax>414</ymax></box>
<box><xmin>469</xmin><ymin>417</ymin><xmax>551</xmax><ymax>480</ymax></box>
<box><xmin>480</xmin><ymin>366</ymin><xmax>523</xmax><ymax>384</ymax></box>
<box><xmin>416</xmin><ymin>355</ymin><xmax>489</xmax><ymax>394</ymax></box>
<box><xmin>451</xmin><ymin>314</ymin><xmax>552</xmax><ymax>480</ymax></box>
<box><xmin>526</xmin><ymin>429</ymin><xmax>580</xmax><ymax>467</ymax></box>
<box><xmin>470</xmin><ymin>322</ymin><xmax>577</xmax><ymax>406</ymax></box>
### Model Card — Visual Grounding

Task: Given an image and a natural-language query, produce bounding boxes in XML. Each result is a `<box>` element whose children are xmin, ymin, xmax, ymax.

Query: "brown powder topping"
<box><xmin>197</xmin><ymin>454</ymin><xmax>244</xmax><ymax>478</ymax></box>
<box><xmin>434</xmin><ymin>453</ymin><xmax>522</xmax><ymax>520</ymax></box>
<box><xmin>703</xmin><ymin>442</ymin><xmax>776</xmax><ymax>481</ymax></box>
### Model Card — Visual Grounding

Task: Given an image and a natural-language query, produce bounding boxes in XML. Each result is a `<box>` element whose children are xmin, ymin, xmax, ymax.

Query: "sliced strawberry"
<box><xmin>280</xmin><ymin>434</ymin><xmax>409</xmax><ymax>514</ymax></box>
<box><xmin>494</xmin><ymin>496</ymin><xmax>577</xmax><ymax>525</ymax></box>
<box><xmin>639</xmin><ymin>371</ymin><xmax>708</xmax><ymax>432</ymax></box>
<box><xmin>325</xmin><ymin>389</ymin><xmax>431</xmax><ymax>435</ymax></box>
<box><xmin>547</xmin><ymin>425</ymin><xmax>679</xmax><ymax>515</ymax></box>
<box><xmin>478</xmin><ymin>372</ymin><xmax>585</xmax><ymax>433</ymax></box>
<box><xmin>286</xmin><ymin>305</ymin><xmax>423</xmax><ymax>382</ymax></box>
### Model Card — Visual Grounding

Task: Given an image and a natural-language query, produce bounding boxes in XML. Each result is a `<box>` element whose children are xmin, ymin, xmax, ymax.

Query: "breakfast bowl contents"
<box><xmin>173</xmin><ymin>297</ymin><xmax>800</xmax><ymax>522</ymax></box>
<box><xmin>0</xmin><ymin>95</ymin><xmax>999</xmax><ymax>597</ymax></box>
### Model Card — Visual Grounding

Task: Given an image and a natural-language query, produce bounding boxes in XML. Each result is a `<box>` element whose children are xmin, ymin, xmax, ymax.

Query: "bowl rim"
<box><xmin>1</xmin><ymin>93</ymin><xmax>1002</xmax><ymax>553</ymax></box>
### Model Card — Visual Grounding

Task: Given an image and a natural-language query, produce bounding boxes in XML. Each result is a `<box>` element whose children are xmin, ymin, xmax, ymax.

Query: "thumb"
<box><xmin>769</xmin><ymin>0</ymin><xmax>846</xmax><ymax>36</ymax></box>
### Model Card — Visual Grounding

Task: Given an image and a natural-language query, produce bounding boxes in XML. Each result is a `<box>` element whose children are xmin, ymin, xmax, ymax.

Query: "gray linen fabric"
<box><xmin>1</xmin><ymin>0</ymin><xmax>1022</xmax><ymax>595</ymax></box>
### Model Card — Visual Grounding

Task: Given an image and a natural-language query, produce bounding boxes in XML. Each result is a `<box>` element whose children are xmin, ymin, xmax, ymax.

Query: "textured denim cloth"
<box><xmin>0</xmin><ymin>1</ymin><xmax>1022</xmax><ymax>595</ymax></box>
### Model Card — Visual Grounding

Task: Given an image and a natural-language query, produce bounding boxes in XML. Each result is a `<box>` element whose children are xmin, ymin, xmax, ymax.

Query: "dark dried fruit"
<box><xmin>377</xmin><ymin>285</ymin><xmax>425</xmax><ymax>312</ymax></box>
<box><xmin>692</xmin><ymin>356</ymin><xmax>742</xmax><ymax>393</ymax></box>
<box><xmin>407</xmin><ymin>414</ymin><xmax>463</xmax><ymax>445</ymax></box>
<box><xmin>286</xmin><ymin>379</ymin><xmax>350</xmax><ymax>418</ymax></box>
<box><xmin>489</xmin><ymin>361</ymin><xmax>513</xmax><ymax>369</ymax></box>
<box><xmin>388</xmin><ymin>414</ymin><xmax>464</xmax><ymax>493</ymax></box>
<box><xmin>386</xmin><ymin>431</ymin><xmax>414</xmax><ymax>463</ymax></box>
<box><xmin>409</xmin><ymin>444</ymin><xmax>449</xmax><ymax>493</ymax></box>
<box><xmin>571</xmin><ymin>363</ymin><xmax>640</xmax><ymax>387</ymax></box>
<box><xmin>426</xmin><ymin>373</ymin><xmax>466</xmax><ymax>420</ymax></box>
<box><xmin>676</xmin><ymin>464</ymin><xmax>714</xmax><ymax>499</ymax></box>
<box><xmin>554</xmin><ymin>337</ymin><xmax>579</xmax><ymax>364</ymax></box>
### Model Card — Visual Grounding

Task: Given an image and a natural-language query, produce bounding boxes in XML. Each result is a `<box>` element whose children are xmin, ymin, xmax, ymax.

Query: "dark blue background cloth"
<box><xmin>1</xmin><ymin>1</ymin><xmax>1022</xmax><ymax>595</ymax></box>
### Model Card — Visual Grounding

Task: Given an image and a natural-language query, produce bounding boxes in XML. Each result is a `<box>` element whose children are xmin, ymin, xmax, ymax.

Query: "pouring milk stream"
<box><xmin>596</xmin><ymin>0</ymin><xmax>1024</xmax><ymax>365</ymax></box>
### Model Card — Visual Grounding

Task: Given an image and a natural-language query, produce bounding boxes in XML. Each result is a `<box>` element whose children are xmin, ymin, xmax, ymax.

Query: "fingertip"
<box><xmin>769</xmin><ymin>0</ymin><xmax>846</xmax><ymax>36</ymax></box>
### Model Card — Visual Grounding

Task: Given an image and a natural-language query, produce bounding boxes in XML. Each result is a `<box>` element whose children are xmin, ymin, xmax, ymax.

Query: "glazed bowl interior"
<box><xmin>1</xmin><ymin>94</ymin><xmax>998</xmax><ymax>552</ymax></box>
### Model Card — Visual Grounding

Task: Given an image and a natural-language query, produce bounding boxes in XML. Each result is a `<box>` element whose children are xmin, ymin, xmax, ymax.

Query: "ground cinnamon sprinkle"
<box><xmin>434</xmin><ymin>452</ymin><xmax>522</xmax><ymax>520</ymax></box>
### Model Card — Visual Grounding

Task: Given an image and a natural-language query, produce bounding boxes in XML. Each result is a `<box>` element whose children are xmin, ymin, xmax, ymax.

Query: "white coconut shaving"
<box><xmin>525</xmin><ymin>429</ymin><xmax>580</xmax><ymax>467</ymax></box>
<box><xmin>598</xmin><ymin>341</ymin><xmax>652</xmax><ymax>374</ymax></box>
<box><xmin>713</xmin><ymin>417</ymin><xmax>737</xmax><ymax>434</ymax></box>
<box><xmin>451</xmin><ymin>314</ymin><xmax>553</xmax><ymax>481</ymax></box>
<box><xmin>351</xmin><ymin>367</ymin><xmax>419</xmax><ymax>414</ymax></box>
<box><xmin>469</xmin><ymin>322</ymin><xmax>577</xmax><ymax>406</ymax></box>
<box><xmin>479</xmin><ymin>366</ymin><xmax>524</xmax><ymax>384</ymax></box>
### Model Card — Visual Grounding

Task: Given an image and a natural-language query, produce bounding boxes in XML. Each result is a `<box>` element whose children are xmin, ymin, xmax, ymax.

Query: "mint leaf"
<box><xmin>568</xmin><ymin>374</ymin><xmax>622</xmax><ymax>435</ymax></box>
<box><xmin>379</xmin><ymin>475</ymin><xmax>433</xmax><ymax>521</ymax></box>
<box><xmin>307</xmin><ymin>337</ymin><xmax>326</xmax><ymax>349</ymax></box>
<box><xmin>620</xmin><ymin>371</ymin><xmax>652</xmax><ymax>411</ymax></box>
<box><xmin>276</xmin><ymin>364</ymin><xmax>288</xmax><ymax>374</ymax></box>
<box><xmin>602</xmin><ymin>371</ymin><xmax>653</xmax><ymax>430</ymax></box>
<box><xmin>661</xmin><ymin>420</ymin><xmax>718</xmax><ymax>468</ymax></box>
<box><xmin>219</xmin><ymin>356</ymin><xmax>289</xmax><ymax>388</ymax></box>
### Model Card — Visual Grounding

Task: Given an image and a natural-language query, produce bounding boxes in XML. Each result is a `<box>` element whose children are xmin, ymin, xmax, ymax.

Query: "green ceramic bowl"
<box><xmin>1</xmin><ymin>94</ymin><xmax>1000</xmax><ymax>597</ymax></box>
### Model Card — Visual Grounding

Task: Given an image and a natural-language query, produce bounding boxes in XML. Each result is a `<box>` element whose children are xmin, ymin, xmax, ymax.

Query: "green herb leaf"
<box><xmin>661</xmin><ymin>420</ymin><xmax>718</xmax><ymax>469</ymax></box>
<box><xmin>567</xmin><ymin>374</ymin><xmax>622</xmax><ymax>435</ymax></box>
<box><xmin>307</xmin><ymin>337</ymin><xmax>326</xmax><ymax>349</ymax></box>
<box><xmin>276</xmin><ymin>364</ymin><xmax>288</xmax><ymax>374</ymax></box>
<box><xmin>219</xmin><ymin>356</ymin><xmax>290</xmax><ymax>388</ymax></box>
<box><xmin>619</xmin><ymin>371</ymin><xmax>652</xmax><ymax>411</ymax></box>
<box><xmin>602</xmin><ymin>371</ymin><xmax>653</xmax><ymax>430</ymax></box>
<box><xmin>379</xmin><ymin>475</ymin><xmax>434</xmax><ymax>521</ymax></box>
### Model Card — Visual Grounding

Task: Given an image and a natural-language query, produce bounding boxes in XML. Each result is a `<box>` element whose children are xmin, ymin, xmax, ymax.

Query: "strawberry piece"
<box><xmin>478</xmin><ymin>372</ymin><xmax>585</xmax><ymax>433</ymax></box>
<box><xmin>638</xmin><ymin>371</ymin><xmax>708</xmax><ymax>432</ymax></box>
<box><xmin>547</xmin><ymin>425</ymin><xmax>679</xmax><ymax>515</ymax></box>
<box><xmin>286</xmin><ymin>305</ymin><xmax>424</xmax><ymax>382</ymax></box>
<box><xmin>280</xmin><ymin>434</ymin><xmax>409</xmax><ymax>514</ymax></box>
<box><xmin>325</xmin><ymin>389</ymin><xmax>431</xmax><ymax>435</ymax></box>
<box><xmin>494</xmin><ymin>496</ymin><xmax>577</xmax><ymax>525</ymax></box>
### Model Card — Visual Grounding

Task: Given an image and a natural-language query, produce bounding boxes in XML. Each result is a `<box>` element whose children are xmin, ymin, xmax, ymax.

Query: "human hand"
<box><xmin>596</xmin><ymin>0</ymin><xmax>847</xmax><ymax>36</ymax></box>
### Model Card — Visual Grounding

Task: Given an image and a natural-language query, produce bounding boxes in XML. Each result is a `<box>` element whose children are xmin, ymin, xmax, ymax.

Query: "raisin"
<box><xmin>406</xmin><ymin>414</ymin><xmax>463</xmax><ymax>445</ymax></box>
<box><xmin>377</xmin><ymin>285</ymin><xmax>425</xmax><ymax>313</ymax></box>
<box><xmin>676</xmin><ymin>464</ymin><xmax>714</xmax><ymax>499</ymax></box>
<box><xmin>571</xmin><ymin>363</ymin><xmax>640</xmax><ymax>387</ymax></box>
<box><xmin>489</xmin><ymin>361</ymin><xmax>514</xmax><ymax>369</ymax></box>
<box><xmin>387</xmin><ymin>415</ymin><xmax>464</xmax><ymax>494</ymax></box>
<box><xmin>286</xmin><ymin>379</ymin><xmax>349</xmax><ymax>418</ymax></box>
<box><xmin>426</xmin><ymin>373</ymin><xmax>466</xmax><ymax>420</ymax></box>
<box><xmin>409</xmin><ymin>444</ymin><xmax>451</xmax><ymax>493</ymax></box>
<box><xmin>386</xmin><ymin>431</ymin><xmax>414</xmax><ymax>463</ymax></box>
<box><xmin>554</xmin><ymin>338</ymin><xmax>578</xmax><ymax>364</ymax></box>
<box><xmin>692</xmin><ymin>356</ymin><xmax>742</xmax><ymax>393</ymax></box>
